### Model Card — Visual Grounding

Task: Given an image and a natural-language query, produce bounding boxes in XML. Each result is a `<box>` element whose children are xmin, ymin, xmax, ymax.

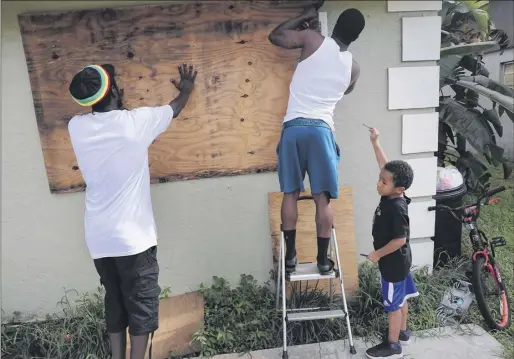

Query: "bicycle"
<box><xmin>428</xmin><ymin>186</ymin><xmax>511</xmax><ymax>331</ymax></box>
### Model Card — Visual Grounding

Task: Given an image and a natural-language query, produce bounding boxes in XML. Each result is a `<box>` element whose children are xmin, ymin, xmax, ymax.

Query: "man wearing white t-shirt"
<box><xmin>68</xmin><ymin>63</ymin><xmax>197</xmax><ymax>359</ymax></box>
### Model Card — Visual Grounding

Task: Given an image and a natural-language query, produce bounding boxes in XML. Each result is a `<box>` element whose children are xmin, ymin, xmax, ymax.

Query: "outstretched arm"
<box><xmin>268</xmin><ymin>7</ymin><xmax>319</xmax><ymax>49</ymax></box>
<box><xmin>169</xmin><ymin>64</ymin><xmax>197</xmax><ymax>118</ymax></box>
<box><xmin>370</xmin><ymin>128</ymin><xmax>388</xmax><ymax>170</ymax></box>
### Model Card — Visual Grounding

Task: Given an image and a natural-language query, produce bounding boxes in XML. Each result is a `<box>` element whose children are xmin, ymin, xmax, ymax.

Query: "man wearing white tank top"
<box><xmin>269</xmin><ymin>5</ymin><xmax>365</xmax><ymax>275</ymax></box>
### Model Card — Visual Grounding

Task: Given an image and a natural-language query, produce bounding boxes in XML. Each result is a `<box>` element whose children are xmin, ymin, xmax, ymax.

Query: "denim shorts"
<box><xmin>276</xmin><ymin>118</ymin><xmax>340</xmax><ymax>199</ymax></box>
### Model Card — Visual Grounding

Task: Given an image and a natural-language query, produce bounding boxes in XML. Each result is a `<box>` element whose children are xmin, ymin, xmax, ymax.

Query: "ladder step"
<box><xmin>286</xmin><ymin>262</ymin><xmax>339</xmax><ymax>282</ymax></box>
<box><xmin>287</xmin><ymin>310</ymin><xmax>346</xmax><ymax>322</ymax></box>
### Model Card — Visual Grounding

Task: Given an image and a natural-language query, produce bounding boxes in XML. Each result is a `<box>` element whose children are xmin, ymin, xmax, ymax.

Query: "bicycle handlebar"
<box><xmin>484</xmin><ymin>186</ymin><xmax>506</xmax><ymax>198</ymax></box>
<box><xmin>427</xmin><ymin>186</ymin><xmax>506</xmax><ymax>219</ymax></box>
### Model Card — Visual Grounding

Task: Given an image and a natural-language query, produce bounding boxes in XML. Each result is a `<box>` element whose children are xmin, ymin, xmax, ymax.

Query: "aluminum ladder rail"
<box><xmin>275</xmin><ymin>195</ymin><xmax>357</xmax><ymax>359</ymax></box>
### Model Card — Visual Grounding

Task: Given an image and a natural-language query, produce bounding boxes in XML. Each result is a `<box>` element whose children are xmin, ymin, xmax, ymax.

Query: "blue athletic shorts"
<box><xmin>277</xmin><ymin>118</ymin><xmax>340</xmax><ymax>199</ymax></box>
<box><xmin>381</xmin><ymin>273</ymin><xmax>419</xmax><ymax>312</ymax></box>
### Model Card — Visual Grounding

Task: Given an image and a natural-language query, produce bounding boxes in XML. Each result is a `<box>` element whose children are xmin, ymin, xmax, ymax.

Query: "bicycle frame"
<box><xmin>463</xmin><ymin>194</ymin><xmax>510</xmax><ymax>328</ymax></box>
<box><xmin>429</xmin><ymin>185</ymin><xmax>510</xmax><ymax>329</ymax></box>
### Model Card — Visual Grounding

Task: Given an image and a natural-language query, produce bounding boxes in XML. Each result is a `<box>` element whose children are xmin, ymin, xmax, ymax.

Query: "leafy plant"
<box><xmin>1</xmin><ymin>286</ymin><xmax>175</xmax><ymax>359</ymax></box>
<box><xmin>1</xmin><ymin>288</ymin><xmax>110</xmax><ymax>359</ymax></box>
<box><xmin>438</xmin><ymin>0</ymin><xmax>513</xmax><ymax>194</ymax></box>
<box><xmin>192</xmin><ymin>264</ymin><xmax>477</xmax><ymax>357</ymax></box>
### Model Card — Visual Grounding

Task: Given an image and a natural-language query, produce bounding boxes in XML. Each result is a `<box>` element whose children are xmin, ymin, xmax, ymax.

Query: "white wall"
<box><xmin>1</xmin><ymin>1</ymin><xmax>439</xmax><ymax>318</ymax></box>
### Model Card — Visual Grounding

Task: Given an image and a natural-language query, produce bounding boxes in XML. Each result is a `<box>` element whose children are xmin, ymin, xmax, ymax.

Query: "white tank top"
<box><xmin>283</xmin><ymin>37</ymin><xmax>353</xmax><ymax>131</ymax></box>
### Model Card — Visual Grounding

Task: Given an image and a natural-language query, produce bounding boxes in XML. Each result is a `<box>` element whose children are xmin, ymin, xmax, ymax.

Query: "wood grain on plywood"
<box><xmin>126</xmin><ymin>291</ymin><xmax>204</xmax><ymax>359</ymax></box>
<box><xmin>18</xmin><ymin>1</ymin><xmax>315</xmax><ymax>193</ymax></box>
<box><xmin>268</xmin><ymin>188</ymin><xmax>359</xmax><ymax>296</ymax></box>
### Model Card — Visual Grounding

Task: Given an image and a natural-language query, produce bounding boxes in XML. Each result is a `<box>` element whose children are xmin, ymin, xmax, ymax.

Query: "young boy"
<box><xmin>365</xmin><ymin>128</ymin><xmax>419</xmax><ymax>359</ymax></box>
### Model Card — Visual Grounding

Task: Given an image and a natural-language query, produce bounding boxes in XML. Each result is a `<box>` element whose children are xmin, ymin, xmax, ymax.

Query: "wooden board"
<box><xmin>268</xmin><ymin>188</ymin><xmax>359</xmax><ymax>296</ymax></box>
<box><xmin>18</xmin><ymin>1</ymin><xmax>317</xmax><ymax>194</ymax></box>
<box><xmin>126</xmin><ymin>291</ymin><xmax>204</xmax><ymax>359</ymax></box>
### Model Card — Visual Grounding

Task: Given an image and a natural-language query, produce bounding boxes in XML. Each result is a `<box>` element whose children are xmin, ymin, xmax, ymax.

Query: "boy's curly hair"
<box><xmin>384</xmin><ymin>160</ymin><xmax>414</xmax><ymax>190</ymax></box>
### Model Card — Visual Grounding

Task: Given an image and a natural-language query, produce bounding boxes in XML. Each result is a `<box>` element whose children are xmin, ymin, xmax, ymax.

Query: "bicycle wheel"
<box><xmin>472</xmin><ymin>255</ymin><xmax>512</xmax><ymax>330</ymax></box>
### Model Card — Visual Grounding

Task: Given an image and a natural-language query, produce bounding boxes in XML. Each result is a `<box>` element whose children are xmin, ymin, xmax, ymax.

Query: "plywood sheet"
<box><xmin>18</xmin><ymin>1</ymin><xmax>316</xmax><ymax>193</ymax></box>
<box><xmin>405</xmin><ymin>157</ymin><xmax>438</xmax><ymax>198</ymax></box>
<box><xmin>388</xmin><ymin>1</ymin><xmax>442</xmax><ymax>12</ymax></box>
<box><xmin>402</xmin><ymin>113</ymin><xmax>439</xmax><ymax>154</ymax></box>
<box><xmin>268</xmin><ymin>188</ymin><xmax>359</xmax><ymax>296</ymax></box>
<box><xmin>409</xmin><ymin>199</ymin><xmax>436</xmax><ymax>239</ymax></box>
<box><xmin>388</xmin><ymin>66</ymin><xmax>440</xmax><ymax>110</ymax></box>
<box><xmin>402</xmin><ymin>16</ymin><xmax>441</xmax><ymax>61</ymax></box>
<box><xmin>126</xmin><ymin>291</ymin><xmax>204</xmax><ymax>359</ymax></box>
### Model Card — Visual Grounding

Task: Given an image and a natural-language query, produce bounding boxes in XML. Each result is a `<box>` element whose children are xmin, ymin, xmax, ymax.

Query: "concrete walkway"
<box><xmin>195</xmin><ymin>325</ymin><xmax>505</xmax><ymax>359</ymax></box>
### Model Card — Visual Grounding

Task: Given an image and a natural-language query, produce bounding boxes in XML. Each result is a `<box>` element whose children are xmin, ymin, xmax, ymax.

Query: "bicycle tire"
<box><xmin>472</xmin><ymin>256</ymin><xmax>512</xmax><ymax>330</ymax></box>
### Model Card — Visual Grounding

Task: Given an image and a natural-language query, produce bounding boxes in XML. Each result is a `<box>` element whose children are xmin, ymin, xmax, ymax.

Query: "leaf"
<box><xmin>456</xmin><ymin>152</ymin><xmax>488</xmax><ymax>185</ymax></box>
<box><xmin>439</xmin><ymin>55</ymin><xmax>462</xmax><ymax>88</ymax></box>
<box><xmin>471</xmin><ymin>9</ymin><xmax>490</xmax><ymax>38</ymax></box>
<box><xmin>461</xmin><ymin>0</ymin><xmax>489</xmax><ymax>11</ymax></box>
<box><xmin>457</xmin><ymin>75</ymin><xmax>514</xmax><ymax>97</ymax></box>
<box><xmin>440</xmin><ymin>98</ymin><xmax>494</xmax><ymax>152</ymax></box>
<box><xmin>442</xmin><ymin>122</ymin><xmax>456</xmax><ymax>144</ymax></box>
<box><xmin>498</xmin><ymin>105</ymin><xmax>514</xmax><ymax>123</ymax></box>
<box><xmin>483</xmin><ymin>145</ymin><xmax>493</xmax><ymax>165</ymax></box>
<box><xmin>481</xmin><ymin>109</ymin><xmax>503</xmax><ymax>137</ymax></box>
<box><xmin>453</xmin><ymin>80</ymin><xmax>514</xmax><ymax>112</ymax></box>
<box><xmin>503</xmin><ymin>161</ymin><xmax>513</xmax><ymax>179</ymax></box>
<box><xmin>465</xmin><ymin>89</ymin><xmax>479</xmax><ymax>107</ymax></box>
<box><xmin>479</xmin><ymin>114</ymin><xmax>497</xmax><ymax>144</ymax></box>
<box><xmin>487</xmin><ymin>143</ymin><xmax>505</xmax><ymax>163</ymax></box>
<box><xmin>440</xmin><ymin>41</ymin><xmax>498</xmax><ymax>56</ymax></box>
<box><xmin>458</xmin><ymin>55</ymin><xmax>490</xmax><ymax>76</ymax></box>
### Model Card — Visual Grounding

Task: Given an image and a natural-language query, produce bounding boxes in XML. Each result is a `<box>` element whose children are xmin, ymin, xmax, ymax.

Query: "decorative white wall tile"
<box><xmin>402</xmin><ymin>113</ymin><xmax>439</xmax><ymax>154</ymax></box>
<box><xmin>388</xmin><ymin>66</ymin><xmax>440</xmax><ymax>110</ymax></box>
<box><xmin>402</xmin><ymin>16</ymin><xmax>442</xmax><ymax>61</ymax></box>
<box><xmin>410</xmin><ymin>239</ymin><xmax>434</xmax><ymax>272</ymax></box>
<box><xmin>409</xmin><ymin>200</ymin><xmax>436</xmax><ymax>239</ymax></box>
<box><xmin>388</xmin><ymin>1</ymin><xmax>442</xmax><ymax>12</ymax></box>
<box><xmin>405</xmin><ymin>157</ymin><xmax>437</xmax><ymax>198</ymax></box>
<box><xmin>319</xmin><ymin>12</ymin><xmax>328</xmax><ymax>37</ymax></box>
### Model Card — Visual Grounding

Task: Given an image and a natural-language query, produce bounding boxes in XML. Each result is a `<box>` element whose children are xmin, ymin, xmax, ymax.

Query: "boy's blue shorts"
<box><xmin>277</xmin><ymin>118</ymin><xmax>340</xmax><ymax>199</ymax></box>
<box><xmin>381</xmin><ymin>273</ymin><xmax>419</xmax><ymax>312</ymax></box>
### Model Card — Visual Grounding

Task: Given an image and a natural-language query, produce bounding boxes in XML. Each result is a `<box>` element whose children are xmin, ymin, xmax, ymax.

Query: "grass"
<box><xmin>460</xmin><ymin>166</ymin><xmax>514</xmax><ymax>358</ymax></box>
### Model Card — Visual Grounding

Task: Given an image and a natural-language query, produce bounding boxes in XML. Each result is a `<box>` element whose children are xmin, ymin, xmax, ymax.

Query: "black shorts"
<box><xmin>94</xmin><ymin>246</ymin><xmax>160</xmax><ymax>336</ymax></box>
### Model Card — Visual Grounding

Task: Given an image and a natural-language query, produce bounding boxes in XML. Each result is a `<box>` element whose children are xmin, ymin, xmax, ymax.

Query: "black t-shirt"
<box><xmin>371</xmin><ymin>195</ymin><xmax>412</xmax><ymax>283</ymax></box>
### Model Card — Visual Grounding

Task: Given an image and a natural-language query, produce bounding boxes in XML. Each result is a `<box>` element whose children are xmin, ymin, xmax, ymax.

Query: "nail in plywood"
<box><xmin>268</xmin><ymin>188</ymin><xmax>359</xmax><ymax>296</ymax></box>
<box><xmin>409</xmin><ymin>199</ymin><xmax>436</xmax><ymax>239</ymax></box>
<box><xmin>17</xmin><ymin>1</ymin><xmax>315</xmax><ymax>194</ymax></box>
<box><xmin>402</xmin><ymin>113</ymin><xmax>439</xmax><ymax>154</ymax></box>
<box><xmin>388</xmin><ymin>66</ymin><xmax>440</xmax><ymax>110</ymax></box>
<box><xmin>402</xmin><ymin>16</ymin><xmax>442</xmax><ymax>61</ymax></box>
<box><xmin>126</xmin><ymin>291</ymin><xmax>204</xmax><ymax>359</ymax></box>
<box><xmin>405</xmin><ymin>157</ymin><xmax>438</xmax><ymax>198</ymax></box>
<box><xmin>388</xmin><ymin>1</ymin><xmax>442</xmax><ymax>12</ymax></box>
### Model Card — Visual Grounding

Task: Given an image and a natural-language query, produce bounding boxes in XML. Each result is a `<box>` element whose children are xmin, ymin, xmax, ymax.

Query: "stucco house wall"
<box><xmin>1</xmin><ymin>0</ymin><xmax>441</xmax><ymax>319</ymax></box>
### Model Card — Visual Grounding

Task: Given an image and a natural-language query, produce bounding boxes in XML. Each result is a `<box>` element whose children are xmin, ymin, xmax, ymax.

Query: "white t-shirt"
<box><xmin>283</xmin><ymin>37</ymin><xmax>353</xmax><ymax>131</ymax></box>
<box><xmin>68</xmin><ymin>105</ymin><xmax>174</xmax><ymax>259</ymax></box>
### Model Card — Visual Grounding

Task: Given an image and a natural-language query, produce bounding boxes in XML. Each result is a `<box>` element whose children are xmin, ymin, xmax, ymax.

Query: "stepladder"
<box><xmin>275</xmin><ymin>195</ymin><xmax>356</xmax><ymax>359</ymax></box>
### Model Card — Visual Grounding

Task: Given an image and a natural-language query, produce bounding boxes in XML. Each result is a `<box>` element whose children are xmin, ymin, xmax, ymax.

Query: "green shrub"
<box><xmin>192</xmin><ymin>262</ymin><xmax>474</xmax><ymax>357</ymax></box>
<box><xmin>1</xmin><ymin>288</ymin><xmax>109</xmax><ymax>359</ymax></box>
